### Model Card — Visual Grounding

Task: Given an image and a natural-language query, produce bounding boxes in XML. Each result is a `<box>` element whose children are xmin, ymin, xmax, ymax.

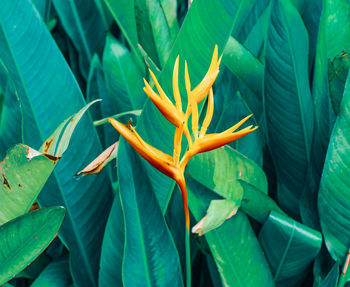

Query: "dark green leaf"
<box><xmin>0</xmin><ymin>144</ymin><xmax>56</xmax><ymax>225</ymax></box>
<box><xmin>104</xmin><ymin>0</ymin><xmax>143</xmax><ymax>68</ymax></box>
<box><xmin>103</xmin><ymin>34</ymin><xmax>146</xmax><ymax>113</ymax></box>
<box><xmin>128</xmin><ymin>0</ymin><xmax>242</xmax><ymax>212</ymax></box>
<box><xmin>31</xmin><ymin>256</ymin><xmax>72</xmax><ymax>287</ymax></box>
<box><xmin>259</xmin><ymin>211</ymin><xmax>322</xmax><ymax>287</ymax></box>
<box><xmin>0</xmin><ymin>2</ymin><xmax>113</xmax><ymax>286</ymax></box>
<box><xmin>0</xmin><ymin>207</ymin><xmax>65</xmax><ymax>286</ymax></box>
<box><xmin>52</xmin><ymin>0</ymin><xmax>105</xmax><ymax>79</ymax></box>
<box><xmin>318</xmin><ymin>72</ymin><xmax>350</xmax><ymax>262</ymax></box>
<box><xmin>187</xmin><ymin>176</ymin><xmax>274</xmax><ymax>287</ymax></box>
<box><xmin>264</xmin><ymin>0</ymin><xmax>314</xmax><ymax>217</ymax></box>
<box><xmin>117</xmin><ymin>142</ymin><xmax>183</xmax><ymax>286</ymax></box>
<box><xmin>328</xmin><ymin>53</ymin><xmax>350</xmax><ymax>114</ymax></box>
<box><xmin>98</xmin><ymin>191</ymin><xmax>124</xmax><ymax>287</ymax></box>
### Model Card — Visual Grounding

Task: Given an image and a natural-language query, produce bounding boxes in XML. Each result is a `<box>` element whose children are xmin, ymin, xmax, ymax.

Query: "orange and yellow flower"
<box><xmin>109</xmin><ymin>45</ymin><xmax>257</xmax><ymax>227</ymax></box>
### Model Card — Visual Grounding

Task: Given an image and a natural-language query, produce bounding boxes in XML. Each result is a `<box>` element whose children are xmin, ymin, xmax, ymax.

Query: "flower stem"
<box><xmin>178</xmin><ymin>178</ymin><xmax>191</xmax><ymax>287</ymax></box>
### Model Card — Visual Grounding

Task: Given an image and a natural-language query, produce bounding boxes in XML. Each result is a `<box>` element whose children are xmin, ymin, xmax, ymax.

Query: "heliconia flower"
<box><xmin>109</xmin><ymin>45</ymin><xmax>258</xmax><ymax>286</ymax></box>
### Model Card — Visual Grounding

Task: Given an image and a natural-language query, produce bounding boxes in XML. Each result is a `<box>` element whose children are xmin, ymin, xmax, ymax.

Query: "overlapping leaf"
<box><xmin>0</xmin><ymin>207</ymin><xmax>65</xmax><ymax>285</ymax></box>
<box><xmin>264</xmin><ymin>0</ymin><xmax>314</xmax><ymax>217</ymax></box>
<box><xmin>0</xmin><ymin>1</ymin><xmax>113</xmax><ymax>286</ymax></box>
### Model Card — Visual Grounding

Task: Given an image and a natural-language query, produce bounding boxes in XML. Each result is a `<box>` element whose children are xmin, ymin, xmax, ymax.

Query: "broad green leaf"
<box><xmin>0</xmin><ymin>72</ymin><xmax>22</xmax><ymax>159</ymax></box>
<box><xmin>86</xmin><ymin>55</ymin><xmax>118</xmax><ymax>149</ymax></box>
<box><xmin>264</xmin><ymin>0</ymin><xmax>314</xmax><ymax>217</ymax></box>
<box><xmin>52</xmin><ymin>0</ymin><xmax>105</xmax><ymax>79</ymax></box>
<box><xmin>98</xmin><ymin>191</ymin><xmax>124</xmax><ymax>287</ymax></box>
<box><xmin>211</xmin><ymin>77</ymin><xmax>263</xmax><ymax>165</ymax></box>
<box><xmin>328</xmin><ymin>53</ymin><xmax>350</xmax><ymax>115</ymax></box>
<box><xmin>0</xmin><ymin>207</ymin><xmax>65</xmax><ymax>286</ymax></box>
<box><xmin>187</xmin><ymin>176</ymin><xmax>274</xmax><ymax>287</ymax></box>
<box><xmin>259</xmin><ymin>211</ymin><xmax>322</xmax><ymax>287</ymax></box>
<box><xmin>223</xmin><ymin>36</ymin><xmax>263</xmax><ymax>97</ymax></box>
<box><xmin>313</xmin><ymin>246</ymin><xmax>336</xmax><ymax>287</ymax></box>
<box><xmin>117</xmin><ymin>142</ymin><xmax>183</xmax><ymax>286</ymax></box>
<box><xmin>160</xmin><ymin>0</ymin><xmax>179</xmax><ymax>42</ymax></box>
<box><xmin>302</xmin><ymin>0</ymin><xmax>322</xmax><ymax>73</ymax></box>
<box><xmin>319</xmin><ymin>263</ymin><xmax>339</xmax><ymax>287</ymax></box>
<box><xmin>31</xmin><ymin>0</ymin><xmax>52</xmax><ymax>23</ymax></box>
<box><xmin>187</xmin><ymin>146</ymin><xmax>283</xmax><ymax>223</ymax></box>
<box><xmin>94</xmin><ymin>0</ymin><xmax>113</xmax><ymax>29</ymax></box>
<box><xmin>16</xmin><ymin>253</ymin><xmax>51</xmax><ymax>280</ymax></box>
<box><xmin>0</xmin><ymin>144</ymin><xmax>57</xmax><ymax>225</ymax></box>
<box><xmin>148</xmin><ymin>0</ymin><xmax>172</xmax><ymax>67</ymax></box>
<box><xmin>134</xmin><ymin>0</ymin><xmax>161</xmax><ymax>67</ymax></box>
<box><xmin>318</xmin><ymin>72</ymin><xmax>350</xmax><ymax>262</ymax></box>
<box><xmin>31</xmin><ymin>256</ymin><xmax>72</xmax><ymax>287</ymax></box>
<box><xmin>103</xmin><ymin>34</ymin><xmax>146</xmax><ymax>114</ymax></box>
<box><xmin>0</xmin><ymin>2</ymin><xmax>113</xmax><ymax>286</ymax></box>
<box><xmin>125</xmin><ymin>0</ymin><xmax>243</xmax><ymax>212</ymax></box>
<box><xmin>188</xmin><ymin>146</ymin><xmax>265</xmax><ymax>201</ymax></box>
<box><xmin>104</xmin><ymin>0</ymin><xmax>143</xmax><ymax>68</ymax></box>
<box><xmin>301</xmin><ymin>0</ymin><xmax>350</xmax><ymax>226</ymax></box>
<box><xmin>192</xmin><ymin>199</ymin><xmax>238</xmax><ymax>235</ymax></box>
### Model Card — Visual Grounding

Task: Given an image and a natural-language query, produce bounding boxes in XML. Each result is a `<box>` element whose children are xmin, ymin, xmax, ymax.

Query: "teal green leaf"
<box><xmin>187</xmin><ymin>145</ymin><xmax>283</xmax><ymax>223</ymax></box>
<box><xmin>188</xmin><ymin>146</ymin><xmax>265</xmax><ymax>201</ymax></box>
<box><xmin>0</xmin><ymin>2</ymin><xmax>113</xmax><ymax>286</ymax></box>
<box><xmin>103</xmin><ymin>34</ymin><xmax>146</xmax><ymax>114</ymax></box>
<box><xmin>117</xmin><ymin>142</ymin><xmax>183</xmax><ymax>287</ymax></box>
<box><xmin>187</xmin><ymin>176</ymin><xmax>274</xmax><ymax>287</ymax></box>
<box><xmin>160</xmin><ymin>0</ymin><xmax>179</xmax><ymax>42</ymax></box>
<box><xmin>211</xmin><ymin>75</ymin><xmax>263</xmax><ymax>165</ymax></box>
<box><xmin>319</xmin><ymin>263</ymin><xmax>339</xmax><ymax>287</ymax></box>
<box><xmin>134</xmin><ymin>0</ymin><xmax>160</xmax><ymax>67</ymax></box>
<box><xmin>259</xmin><ymin>211</ymin><xmax>322</xmax><ymax>287</ymax></box>
<box><xmin>98</xmin><ymin>191</ymin><xmax>124</xmax><ymax>287</ymax></box>
<box><xmin>52</xmin><ymin>0</ymin><xmax>105</xmax><ymax>79</ymax></box>
<box><xmin>104</xmin><ymin>0</ymin><xmax>143</xmax><ymax>68</ymax></box>
<box><xmin>148</xmin><ymin>0</ymin><xmax>172</xmax><ymax>67</ymax></box>
<box><xmin>86</xmin><ymin>55</ymin><xmax>117</xmax><ymax>149</ymax></box>
<box><xmin>94</xmin><ymin>0</ymin><xmax>113</xmax><ymax>29</ymax></box>
<box><xmin>0</xmin><ymin>207</ymin><xmax>65</xmax><ymax>286</ymax></box>
<box><xmin>0</xmin><ymin>72</ymin><xmax>22</xmax><ymax>159</ymax></box>
<box><xmin>223</xmin><ymin>36</ymin><xmax>263</xmax><ymax>97</ymax></box>
<box><xmin>328</xmin><ymin>53</ymin><xmax>350</xmax><ymax>115</ymax></box>
<box><xmin>264</xmin><ymin>0</ymin><xmax>314</xmax><ymax>216</ymax></box>
<box><xmin>126</xmin><ymin>0</ymin><xmax>241</xmax><ymax>211</ymax></box>
<box><xmin>31</xmin><ymin>256</ymin><xmax>72</xmax><ymax>287</ymax></box>
<box><xmin>16</xmin><ymin>253</ymin><xmax>51</xmax><ymax>280</ymax></box>
<box><xmin>31</xmin><ymin>0</ymin><xmax>52</xmax><ymax>23</ymax></box>
<box><xmin>302</xmin><ymin>0</ymin><xmax>350</xmax><ymax>226</ymax></box>
<box><xmin>192</xmin><ymin>199</ymin><xmax>238</xmax><ymax>235</ymax></box>
<box><xmin>318</xmin><ymin>72</ymin><xmax>350</xmax><ymax>262</ymax></box>
<box><xmin>0</xmin><ymin>144</ymin><xmax>56</xmax><ymax>225</ymax></box>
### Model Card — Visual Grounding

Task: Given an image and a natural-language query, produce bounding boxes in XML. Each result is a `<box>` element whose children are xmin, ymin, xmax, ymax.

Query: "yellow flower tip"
<box><xmin>173</xmin><ymin>55</ymin><xmax>182</xmax><ymax>111</ymax></box>
<box><xmin>184</xmin><ymin>60</ymin><xmax>191</xmax><ymax>95</ymax></box>
<box><xmin>221</xmin><ymin>114</ymin><xmax>254</xmax><ymax>135</ymax></box>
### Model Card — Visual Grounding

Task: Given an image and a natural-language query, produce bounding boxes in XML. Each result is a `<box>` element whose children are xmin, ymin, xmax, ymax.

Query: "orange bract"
<box><xmin>108</xmin><ymin>45</ymin><xmax>258</xmax><ymax>232</ymax></box>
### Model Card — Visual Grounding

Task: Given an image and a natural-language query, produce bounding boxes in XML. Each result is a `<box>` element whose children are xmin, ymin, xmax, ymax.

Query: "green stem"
<box><xmin>93</xmin><ymin>110</ymin><xmax>142</xmax><ymax>126</ymax></box>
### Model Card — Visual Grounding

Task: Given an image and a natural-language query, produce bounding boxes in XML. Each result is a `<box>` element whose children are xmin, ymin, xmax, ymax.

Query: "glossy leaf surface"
<box><xmin>0</xmin><ymin>2</ymin><xmax>113</xmax><ymax>286</ymax></box>
<box><xmin>31</xmin><ymin>257</ymin><xmax>72</xmax><ymax>287</ymax></box>
<box><xmin>318</xmin><ymin>72</ymin><xmax>350</xmax><ymax>262</ymax></box>
<box><xmin>0</xmin><ymin>207</ymin><xmax>65</xmax><ymax>285</ymax></box>
<box><xmin>264</xmin><ymin>0</ymin><xmax>314</xmax><ymax>216</ymax></box>
<box><xmin>52</xmin><ymin>0</ymin><xmax>105</xmax><ymax>78</ymax></box>
<box><xmin>118</xmin><ymin>142</ymin><xmax>183</xmax><ymax>287</ymax></box>
<box><xmin>0</xmin><ymin>144</ymin><xmax>56</xmax><ymax>225</ymax></box>
<box><xmin>259</xmin><ymin>211</ymin><xmax>322</xmax><ymax>287</ymax></box>
<box><xmin>187</xmin><ymin>176</ymin><xmax>275</xmax><ymax>287</ymax></box>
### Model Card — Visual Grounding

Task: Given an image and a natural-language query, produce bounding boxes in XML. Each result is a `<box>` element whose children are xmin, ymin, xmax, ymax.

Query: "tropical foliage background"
<box><xmin>0</xmin><ymin>0</ymin><xmax>349</xmax><ymax>286</ymax></box>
